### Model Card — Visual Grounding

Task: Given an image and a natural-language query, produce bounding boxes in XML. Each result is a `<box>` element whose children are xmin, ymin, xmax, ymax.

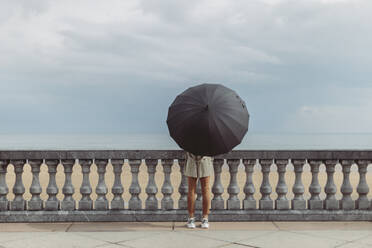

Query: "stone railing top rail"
<box><xmin>1</xmin><ymin>150</ymin><xmax>372</xmax><ymax>160</ymax></box>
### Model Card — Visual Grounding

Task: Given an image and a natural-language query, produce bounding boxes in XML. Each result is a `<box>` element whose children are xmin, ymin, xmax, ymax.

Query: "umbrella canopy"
<box><xmin>167</xmin><ymin>83</ymin><xmax>249</xmax><ymax>156</ymax></box>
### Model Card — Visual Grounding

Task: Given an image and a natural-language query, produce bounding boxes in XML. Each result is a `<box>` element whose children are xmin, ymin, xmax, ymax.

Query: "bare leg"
<box><xmin>187</xmin><ymin>177</ymin><xmax>197</xmax><ymax>218</ymax></box>
<box><xmin>200</xmin><ymin>176</ymin><xmax>211</xmax><ymax>218</ymax></box>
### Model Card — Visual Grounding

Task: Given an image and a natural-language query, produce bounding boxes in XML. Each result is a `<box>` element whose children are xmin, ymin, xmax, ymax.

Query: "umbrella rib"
<box><xmin>213</xmin><ymin>91</ymin><xmax>237</xmax><ymax>105</ymax></box>
<box><xmin>217</xmin><ymin>106</ymin><xmax>246</xmax><ymax>115</ymax></box>
<box><xmin>169</xmin><ymin>101</ymin><xmax>203</xmax><ymax>108</ymax></box>
<box><xmin>209</xmin><ymin>86</ymin><xmax>223</xmax><ymax>104</ymax></box>
<box><xmin>167</xmin><ymin>109</ymin><xmax>199</xmax><ymax>123</ymax></box>
<box><xmin>209</xmin><ymin>114</ymin><xmax>229</xmax><ymax>153</ymax></box>
<box><xmin>206</xmin><ymin>84</ymin><xmax>219</xmax><ymax>102</ymax></box>
<box><xmin>215</xmin><ymin>115</ymin><xmax>242</xmax><ymax>144</ymax></box>
<box><xmin>179</xmin><ymin>93</ymin><xmax>205</xmax><ymax>105</ymax></box>
<box><xmin>216</xmin><ymin>111</ymin><xmax>248</xmax><ymax>130</ymax></box>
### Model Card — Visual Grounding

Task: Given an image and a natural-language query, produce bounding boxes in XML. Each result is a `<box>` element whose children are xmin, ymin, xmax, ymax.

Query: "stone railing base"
<box><xmin>1</xmin><ymin>210</ymin><xmax>371</xmax><ymax>222</ymax></box>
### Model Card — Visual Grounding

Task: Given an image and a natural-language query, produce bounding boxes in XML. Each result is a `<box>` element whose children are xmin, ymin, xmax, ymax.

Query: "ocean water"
<box><xmin>0</xmin><ymin>133</ymin><xmax>372</xmax><ymax>150</ymax></box>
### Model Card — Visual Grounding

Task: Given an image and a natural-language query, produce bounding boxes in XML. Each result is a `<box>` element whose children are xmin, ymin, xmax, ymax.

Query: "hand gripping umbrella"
<box><xmin>167</xmin><ymin>83</ymin><xmax>249</xmax><ymax>156</ymax></box>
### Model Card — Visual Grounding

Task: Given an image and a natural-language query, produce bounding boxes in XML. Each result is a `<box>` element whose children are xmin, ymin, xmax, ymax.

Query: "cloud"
<box><xmin>0</xmin><ymin>0</ymin><xmax>372</xmax><ymax>134</ymax></box>
<box><xmin>282</xmin><ymin>86</ymin><xmax>372</xmax><ymax>133</ymax></box>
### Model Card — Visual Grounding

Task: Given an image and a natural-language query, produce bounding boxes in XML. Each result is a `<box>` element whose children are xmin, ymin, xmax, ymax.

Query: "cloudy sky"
<box><xmin>1</xmin><ymin>0</ymin><xmax>372</xmax><ymax>135</ymax></box>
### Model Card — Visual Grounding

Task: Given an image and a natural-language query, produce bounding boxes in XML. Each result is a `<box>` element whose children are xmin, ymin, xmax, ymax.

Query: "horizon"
<box><xmin>1</xmin><ymin>133</ymin><xmax>372</xmax><ymax>150</ymax></box>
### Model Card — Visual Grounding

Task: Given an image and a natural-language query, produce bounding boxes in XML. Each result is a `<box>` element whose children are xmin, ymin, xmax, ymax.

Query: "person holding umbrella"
<box><xmin>167</xmin><ymin>83</ymin><xmax>249</xmax><ymax>229</ymax></box>
<box><xmin>184</xmin><ymin>151</ymin><xmax>213</xmax><ymax>229</ymax></box>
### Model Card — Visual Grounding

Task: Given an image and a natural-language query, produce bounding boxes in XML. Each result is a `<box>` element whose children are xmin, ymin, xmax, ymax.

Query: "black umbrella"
<box><xmin>166</xmin><ymin>83</ymin><xmax>249</xmax><ymax>156</ymax></box>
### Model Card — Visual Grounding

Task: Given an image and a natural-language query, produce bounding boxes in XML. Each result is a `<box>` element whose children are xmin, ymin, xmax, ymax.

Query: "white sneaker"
<box><xmin>186</xmin><ymin>217</ymin><xmax>196</xmax><ymax>229</ymax></box>
<box><xmin>200</xmin><ymin>218</ymin><xmax>209</xmax><ymax>229</ymax></box>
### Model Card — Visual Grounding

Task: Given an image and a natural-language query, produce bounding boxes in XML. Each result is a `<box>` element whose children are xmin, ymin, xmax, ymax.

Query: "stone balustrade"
<box><xmin>0</xmin><ymin>150</ymin><xmax>372</xmax><ymax>222</ymax></box>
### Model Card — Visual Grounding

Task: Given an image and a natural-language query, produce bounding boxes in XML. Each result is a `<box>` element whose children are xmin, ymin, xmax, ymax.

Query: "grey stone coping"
<box><xmin>1</xmin><ymin>150</ymin><xmax>372</xmax><ymax>160</ymax></box>
<box><xmin>0</xmin><ymin>210</ymin><xmax>372</xmax><ymax>222</ymax></box>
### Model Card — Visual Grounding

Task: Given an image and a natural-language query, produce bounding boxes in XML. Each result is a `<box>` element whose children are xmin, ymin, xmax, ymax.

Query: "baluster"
<box><xmin>324</xmin><ymin>160</ymin><xmax>339</xmax><ymax>210</ymax></box>
<box><xmin>259</xmin><ymin>159</ymin><xmax>273</xmax><ymax>210</ymax></box>
<box><xmin>61</xmin><ymin>159</ymin><xmax>76</xmax><ymax>211</ymax></box>
<box><xmin>161</xmin><ymin>159</ymin><xmax>174</xmax><ymax>210</ymax></box>
<box><xmin>28</xmin><ymin>159</ymin><xmax>43</xmax><ymax>210</ymax></box>
<box><xmin>356</xmin><ymin>160</ymin><xmax>370</xmax><ymax>209</ymax></box>
<box><xmin>44</xmin><ymin>159</ymin><xmax>60</xmax><ymax>210</ymax></box>
<box><xmin>178</xmin><ymin>159</ymin><xmax>188</xmax><ymax>209</ymax></box>
<box><xmin>243</xmin><ymin>159</ymin><xmax>256</xmax><ymax>210</ymax></box>
<box><xmin>111</xmin><ymin>159</ymin><xmax>124</xmax><ymax>210</ymax></box>
<box><xmin>291</xmin><ymin>159</ymin><xmax>306</xmax><ymax>210</ymax></box>
<box><xmin>78</xmin><ymin>159</ymin><xmax>93</xmax><ymax>210</ymax></box>
<box><xmin>0</xmin><ymin>160</ymin><xmax>10</xmax><ymax>211</ymax></box>
<box><xmin>128</xmin><ymin>159</ymin><xmax>142</xmax><ymax>210</ymax></box>
<box><xmin>10</xmin><ymin>160</ymin><xmax>27</xmax><ymax>211</ymax></box>
<box><xmin>275</xmin><ymin>159</ymin><xmax>289</xmax><ymax>210</ymax></box>
<box><xmin>340</xmin><ymin>160</ymin><xmax>355</xmax><ymax>210</ymax></box>
<box><xmin>227</xmin><ymin>159</ymin><xmax>240</xmax><ymax>209</ymax></box>
<box><xmin>308</xmin><ymin>160</ymin><xmax>323</xmax><ymax>210</ymax></box>
<box><xmin>95</xmin><ymin>159</ymin><xmax>109</xmax><ymax>210</ymax></box>
<box><xmin>195</xmin><ymin>179</ymin><xmax>202</xmax><ymax>210</ymax></box>
<box><xmin>211</xmin><ymin>159</ymin><xmax>224</xmax><ymax>210</ymax></box>
<box><xmin>145</xmin><ymin>159</ymin><xmax>158</xmax><ymax>210</ymax></box>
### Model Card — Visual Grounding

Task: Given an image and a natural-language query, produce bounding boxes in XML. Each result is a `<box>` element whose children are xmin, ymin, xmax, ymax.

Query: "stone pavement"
<box><xmin>1</xmin><ymin>222</ymin><xmax>372</xmax><ymax>248</ymax></box>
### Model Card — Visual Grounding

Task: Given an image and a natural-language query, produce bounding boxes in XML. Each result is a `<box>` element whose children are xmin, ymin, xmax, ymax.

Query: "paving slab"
<box><xmin>354</xmin><ymin>234</ymin><xmax>372</xmax><ymax>246</ymax></box>
<box><xmin>337</xmin><ymin>241</ymin><xmax>372</xmax><ymax>248</ymax></box>
<box><xmin>290</xmin><ymin>230</ymin><xmax>372</xmax><ymax>242</ymax></box>
<box><xmin>95</xmin><ymin>244</ymin><xmax>133</xmax><ymax>248</ymax></box>
<box><xmin>0</xmin><ymin>232</ymin><xmax>108</xmax><ymax>248</ymax></box>
<box><xmin>120</xmin><ymin>231</ymin><xmax>229</xmax><ymax>248</ymax></box>
<box><xmin>174</xmin><ymin>221</ymin><xmax>278</xmax><ymax>231</ymax></box>
<box><xmin>179</xmin><ymin>230</ymin><xmax>273</xmax><ymax>243</ymax></box>
<box><xmin>237</xmin><ymin>230</ymin><xmax>346</xmax><ymax>248</ymax></box>
<box><xmin>219</xmin><ymin>245</ymin><xmax>251</xmax><ymax>248</ymax></box>
<box><xmin>67</xmin><ymin>222</ymin><xmax>173</xmax><ymax>232</ymax></box>
<box><xmin>95</xmin><ymin>244</ymin><xmax>132</xmax><ymax>248</ymax></box>
<box><xmin>75</xmin><ymin>231</ymin><xmax>163</xmax><ymax>243</ymax></box>
<box><xmin>0</xmin><ymin>232</ymin><xmax>53</xmax><ymax>244</ymax></box>
<box><xmin>273</xmin><ymin>221</ymin><xmax>372</xmax><ymax>231</ymax></box>
<box><xmin>0</xmin><ymin>222</ymin><xmax>372</xmax><ymax>248</ymax></box>
<box><xmin>0</xmin><ymin>223</ymin><xmax>71</xmax><ymax>232</ymax></box>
